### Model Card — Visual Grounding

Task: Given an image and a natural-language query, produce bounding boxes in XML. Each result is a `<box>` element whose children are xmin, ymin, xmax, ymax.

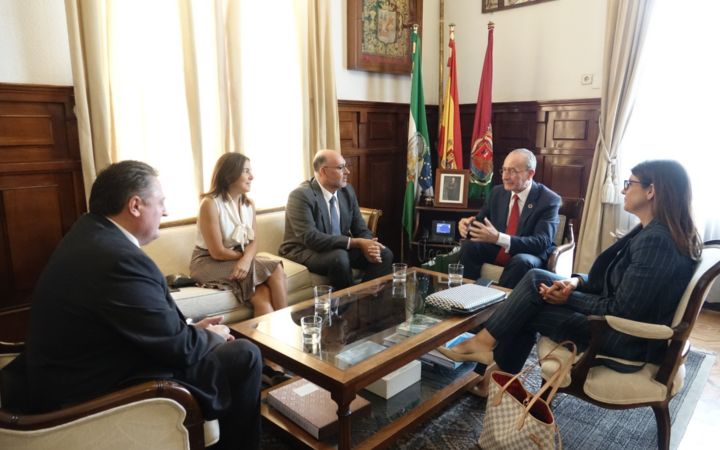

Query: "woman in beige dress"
<box><xmin>190</xmin><ymin>153</ymin><xmax>288</xmax><ymax>383</ymax></box>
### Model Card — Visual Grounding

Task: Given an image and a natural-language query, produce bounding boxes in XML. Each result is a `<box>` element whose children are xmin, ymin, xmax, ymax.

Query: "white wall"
<box><xmin>1</xmin><ymin>0</ymin><xmax>604</xmax><ymax>101</ymax></box>
<box><xmin>0</xmin><ymin>0</ymin><xmax>72</xmax><ymax>85</ymax></box>
<box><xmin>335</xmin><ymin>0</ymin><xmax>605</xmax><ymax>104</ymax></box>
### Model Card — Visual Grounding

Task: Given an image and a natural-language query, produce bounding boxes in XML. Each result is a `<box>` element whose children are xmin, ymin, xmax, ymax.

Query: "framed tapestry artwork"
<box><xmin>434</xmin><ymin>169</ymin><xmax>470</xmax><ymax>208</ymax></box>
<box><xmin>347</xmin><ymin>0</ymin><xmax>423</xmax><ymax>74</ymax></box>
<box><xmin>482</xmin><ymin>0</ymin><xmax>557</xmax><ymax>13</ymax></box>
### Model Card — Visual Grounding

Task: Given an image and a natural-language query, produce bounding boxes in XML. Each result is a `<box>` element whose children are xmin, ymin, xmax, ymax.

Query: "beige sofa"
<box><xmin>143</xmin><ymin>208</ymin><xmax>381</xmax><ymax>324</ymax></box>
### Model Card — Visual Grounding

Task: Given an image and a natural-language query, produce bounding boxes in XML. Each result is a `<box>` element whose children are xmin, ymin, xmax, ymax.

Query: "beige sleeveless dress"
<box><xmin>189</xmin><ymin>196</ymin><xmax>281</xmax><ymax>304</ymax></box>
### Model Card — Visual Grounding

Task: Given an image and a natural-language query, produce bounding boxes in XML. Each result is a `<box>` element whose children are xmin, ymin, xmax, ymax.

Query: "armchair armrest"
<box><xmin>546</xmin><ymin>241</ymin><xmax>575</xmax><ymax>273</ymax></box>
<box><xmin>0</xmin><ymin>342</ymin><xmax>25</xmax><ymax>353</ymax></box>
<box><xmin>567</xmin><ymin>315</ymin><xmax>687</xmax><ymax>389</ymax></box>
<box><xmin>0</xmin><ymin>380</ymin><xmax>204</xmax><ymax>435</ymax></box>
<box><xmin>605</xmin><ymin>315</ymin><xmax>673</xmax><ymax>340</ymax></box>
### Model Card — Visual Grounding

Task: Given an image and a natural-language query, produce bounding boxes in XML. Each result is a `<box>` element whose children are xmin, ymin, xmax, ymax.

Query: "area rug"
<box><xmin>260</xmin><ymin>349</ymin><xmax>714</xmax><ymax>449</ymax></box>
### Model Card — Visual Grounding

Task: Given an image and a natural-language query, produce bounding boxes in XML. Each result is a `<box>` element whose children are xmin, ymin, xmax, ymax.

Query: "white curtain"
<box><xmin>615</xmin><ymin>1</ymin><xmax>720</xmax><ymax>302</ymax></box>
<box><xmin>65</xmin><ymin>0</ymin><xmax>338</xmax><ymax>219</ymax></box>
<box><xmin>574</xmin><ymin>0</ymin><xmax>655</xmax><ymax>272</ymax></box>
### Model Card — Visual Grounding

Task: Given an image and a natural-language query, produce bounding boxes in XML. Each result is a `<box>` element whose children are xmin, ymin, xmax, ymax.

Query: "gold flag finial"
<box><xmin>412</xmin><ymin>23</ymin><xmax>419</xmax><ymax>33</ymax></box>
<box><xmin>449</xmin><ymin>23</ymin><xmax>455</xmax><ymax>39</ymax></box>
<box><xmin>488</xmin><ymin>21</ymin><xmax>495</xmax><ymax>30</ymax></box>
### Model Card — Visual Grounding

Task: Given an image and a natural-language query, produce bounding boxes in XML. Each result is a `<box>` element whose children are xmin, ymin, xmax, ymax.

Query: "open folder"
<box><xmin>425</xmin><ymin>284</ymin><xmax>506</xmax><ymax>313</ymax></box>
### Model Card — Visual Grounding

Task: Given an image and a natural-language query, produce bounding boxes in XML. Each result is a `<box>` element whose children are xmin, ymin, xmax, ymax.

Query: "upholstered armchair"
<box><xmin>0</xmin><ymin>342</ymin><xmax>219</xmax><ymax>450</ymax></box>
<box><xmin>537</xmin><ymin>241</ymin><xmax>720</xmax><ymax>450</ymax></box>
<box><xmin>360</xmin><ymin>207</ymin><xmax>382</xmax><ymax>236</ymax></box>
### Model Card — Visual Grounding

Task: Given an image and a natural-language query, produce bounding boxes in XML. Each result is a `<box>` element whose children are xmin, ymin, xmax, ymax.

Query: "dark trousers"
<box><xmin>478</xmin><ymin>268</ymin><xmax>590</xmax><ymax>373</ymax></box>
<box><xmin>459</xmin><ymin>240</ymin><xmax>543</xmax><ymax>288</ymax></box>
<box><xmin>304</xmin><ymin>246</ymin><xmax>394</xmax><ymax>289</ymax></box>
<box><xmin>175</xmin><ymin>339</ymin><xmax>262</xmax><ymax>450</ymax></box>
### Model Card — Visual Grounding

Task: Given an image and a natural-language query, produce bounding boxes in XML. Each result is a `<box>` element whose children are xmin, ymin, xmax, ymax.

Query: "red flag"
<box><xmin>438</xmin><ymin>28</ymin><xmax>463</xmax><ymax>170</ymax></box>
<box><xmin>470</xmin><ymin>22</ymin><xmax>494</xmax><ymax>200</ymax></box>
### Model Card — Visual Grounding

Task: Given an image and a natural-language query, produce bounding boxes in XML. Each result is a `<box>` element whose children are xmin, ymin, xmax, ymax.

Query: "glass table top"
<box><xmin>250</xmin><ymin>269</ymin><xmax>463</xmax><ymax>370</ymax></box>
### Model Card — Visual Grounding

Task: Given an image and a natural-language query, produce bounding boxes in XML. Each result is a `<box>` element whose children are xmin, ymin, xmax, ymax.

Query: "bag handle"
<box><xmin>491</xmin><ymin>340</ymin><xmax>577</xmax><ymax>431</ymax></box>
<box><xmin>540</xmin><ymin>340</ymin><xmax>577</xmax><ymax>404</ymax></box>
<box><xmin>492</xmin><ymin>340</ymin><xmax>576</xmax><ymax>407</ymax></box>
<box><xmin>517</xmin><ymin>340</ymin><xmax>577</xmax><ymax>430</ymax></box>
<box><xmin>521</xmin><ymin>340</ymin><xmax>577</xmax><ymax>416</ymax></box>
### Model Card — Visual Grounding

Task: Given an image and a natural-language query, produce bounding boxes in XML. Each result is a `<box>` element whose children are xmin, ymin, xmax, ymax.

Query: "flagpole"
<box><xmin>438</xmin><ymin>0</ymin><xmax>444</xmax><ymax>135</ymax></box>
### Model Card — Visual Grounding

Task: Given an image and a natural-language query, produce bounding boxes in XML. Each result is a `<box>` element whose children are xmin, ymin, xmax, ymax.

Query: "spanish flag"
<box><xmin>438</xmin><ymin>26</ymin><xmax>462</xmax><ymax>170</ymax></box>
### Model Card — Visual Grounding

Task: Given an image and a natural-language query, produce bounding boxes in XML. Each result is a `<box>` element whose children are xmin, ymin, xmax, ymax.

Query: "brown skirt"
<box><xmin>189</xmin><ymin>246</ymin><xmax>282</xmax><ymax>304</ymax></box>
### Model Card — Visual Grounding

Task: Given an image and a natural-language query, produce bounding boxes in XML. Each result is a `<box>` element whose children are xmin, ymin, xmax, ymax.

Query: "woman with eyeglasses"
<box><xmin>439</xmin><ymin>159</ymin><xmax>702</xmax><ymax>396</ymax></box>
<box><xmin>190</xmin><ymin>153</ymin><xmax>288</xmax><ymax>384</ymax></box>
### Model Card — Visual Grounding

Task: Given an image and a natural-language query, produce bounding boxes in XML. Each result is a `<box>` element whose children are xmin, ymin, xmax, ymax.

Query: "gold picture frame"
<box><xmin>347</xmin><ymin>0</ymin><xmax>423</xmax><ymax>74</ymax></box>
<box><xmin>482</xmin><ymin>0</ymin><xmax>556</xmax><ymax>13</ymax></box>
<box><xmin>434</xmin><ymin>169</ymin><xmax>470</xmax><ymax>208</ymax></box>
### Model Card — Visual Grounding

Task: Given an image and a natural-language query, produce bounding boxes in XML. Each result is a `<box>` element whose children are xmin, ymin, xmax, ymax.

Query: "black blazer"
<box><xmin>571</xmin><ymin>220</ymin><xmax>695</xmax><ymax>363</ymax></box>
<box><xmin>24</xmin><ymin>213</ymin><xmax>225</xmax><ymax>411</ymax></box>
<box><xmin>279</xmin><ymin>178</ymin><xmax>372</xmax><ymax>263</ymax></box>
<box><xmin>476</xmin><ymin>182</ymin><xmax>561</xmax><ymax>261</ymax></box>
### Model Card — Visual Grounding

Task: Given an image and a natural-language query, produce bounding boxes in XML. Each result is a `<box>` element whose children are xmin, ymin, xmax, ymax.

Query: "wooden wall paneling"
<box><xmin>540</xmin><ymin>155</ymin><xmax>592</xmax><ymax>199</ymax></box>
<box><xmin>344</xmin><ymin>154</ymin><xmax>361</xmax><ymax>197</ymax></box>
<box><xmin>338</xmin><ymin>101</ymin><xmax>408</xmax><ymax>258</ymax></box>
<box><xmin>339</xmin><ymin>110</ymin><xmax>358</xmax><ymax>149</ymax></box>
<box><xmin>3</xmin><ymin>185</ymin><xmax>64</xmax><ymax>293</ymax></box>
<box><xmin>0</xmin><ymin>83</ymin><xmax>85</xmax><ymax>341</ymax></box>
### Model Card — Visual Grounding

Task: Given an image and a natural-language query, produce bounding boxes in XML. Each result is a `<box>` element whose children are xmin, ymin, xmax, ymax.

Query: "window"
<box><xmin>105</xmin><ymin>0</ymin><xmax>305</xmax><ymax>220</ymax></box>
<box><xmin>619</xmin><ymin>2</ymin><xmax>720</xmax><ymax>238</ymax></box>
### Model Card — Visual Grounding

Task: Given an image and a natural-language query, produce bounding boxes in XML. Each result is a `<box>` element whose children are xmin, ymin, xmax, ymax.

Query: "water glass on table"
<box><xmin>448</xmin><ymin>263</ymin><xmax>464</xmax><ymax>286</ymax></box>
<box><xmin>392</xmin><ymin>263</ymin><xmax>408</xmax><ymax>283</ymax></box>
<box><xmin>300</xmin><ymin>315</ymin><xmax>322</xmax><ymax>354</ymax></box>
<box><xmin>314</xmin><ymin>285</ymin><xmax>333</xmax><ymax>316</ymax></box>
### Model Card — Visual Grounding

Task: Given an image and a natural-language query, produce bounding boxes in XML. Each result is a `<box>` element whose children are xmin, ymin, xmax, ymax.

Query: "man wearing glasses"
<box><xmin>280</xmin><ymin>149</ymin><xmax>393</xmax><ymax>289</ymax></box>
<box><xmin>457</xmin><ymin>148</ymin><xmax>561</xmax><ymax>287</ymax></box>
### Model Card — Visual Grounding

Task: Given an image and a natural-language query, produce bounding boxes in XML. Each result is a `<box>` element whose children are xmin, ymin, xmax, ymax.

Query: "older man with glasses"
<box><xmin>280</xmin><ymin>149</ymin><xmax>393</xmax><ymax>289</ymax></box>
<box><xmin>457</xmin><ymin>148</ymin><xmax>561</xmax><ymax>288</ymax></box>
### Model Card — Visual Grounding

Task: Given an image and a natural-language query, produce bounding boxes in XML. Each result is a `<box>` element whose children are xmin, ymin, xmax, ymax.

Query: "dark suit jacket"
<box><xmin>570</xmin><ymin>220</ymin><xmax>695</xmax><ymax>363</ymax></box>
<box><xmin>23</xmin><ymin>213</ymin><xmax>225</xmax><ymax>411</ymax></box>
<box><xmin>279</xmin><ymin>178</ymin><xmax>372</xmax><ymax>264</ymax></box>
<box><xmin>476</xmin><ymin>181</ymin><xmax>561</xmax><ymax>261</ymax></box>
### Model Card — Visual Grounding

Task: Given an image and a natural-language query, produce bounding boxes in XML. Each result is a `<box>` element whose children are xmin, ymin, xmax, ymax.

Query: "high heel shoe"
<box><xmin>436</xmin><ymin>346</ymin><xmax>494</xmax><ymax>365</ymax></box>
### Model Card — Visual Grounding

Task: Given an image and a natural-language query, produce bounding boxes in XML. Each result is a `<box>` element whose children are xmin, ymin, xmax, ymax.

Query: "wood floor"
<box><xmin>678</xmin><ymin>306</ymin><xmax>720</xmax><ymax>449</ymax></box>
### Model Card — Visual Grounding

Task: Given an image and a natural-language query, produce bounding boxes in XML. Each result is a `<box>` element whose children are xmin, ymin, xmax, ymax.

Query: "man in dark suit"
<box><xmin>280</xmin><ymin>149</ymin><xmax>393</xmax><ymax>289</ymax></box>
<box><xmin>22</xmin><ymin>161</ymin><xmax>261</xmax><ymax>450</ymax></box>
<box><xmin>458</xmin><ymin>148</ymin><xmax>561</xmax><ymax>287</ymax></box>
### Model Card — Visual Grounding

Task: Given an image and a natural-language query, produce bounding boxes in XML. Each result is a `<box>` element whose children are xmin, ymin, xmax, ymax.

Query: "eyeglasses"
<box><xmin>623</xmin><ymin>179</ymin><xmax>644</xmax><ymax>190</ymax></box>
<box><xmin>323</xmin><ymin>163</ymin><xmax>351</xmax><ymax>171</ymax></box>
<box><xmin>500</xmin><ymin>167</ymin><xmax>527</xmax><ymax>176</ymax></box>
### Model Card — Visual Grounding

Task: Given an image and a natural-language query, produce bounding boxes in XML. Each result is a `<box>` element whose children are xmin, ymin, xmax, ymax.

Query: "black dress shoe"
<box><xmin>261</xmin><ymin>365</ymin><xmax>291</xmax><ymax>386</ymax></box>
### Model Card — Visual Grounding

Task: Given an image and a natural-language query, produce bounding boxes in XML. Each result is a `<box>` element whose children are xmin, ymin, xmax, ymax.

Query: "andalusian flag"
<box><xmin>438</xmin><ymin>26</ymin><xmax>463</xmax><ymax>169</ymax></box>
<box><xmin>402</xmin><ymin>25</ymin><xmax>433</xmax><ymax>242</ymax></box>
<box><xmin>469</xmin><ymin>22</ymin><xmax>495</xmax><ymax>201</ymax></box>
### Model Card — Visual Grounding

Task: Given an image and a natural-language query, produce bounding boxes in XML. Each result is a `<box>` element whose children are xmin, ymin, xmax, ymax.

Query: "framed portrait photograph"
<box><xmin>482</xmin><ymin>0</ymin><xmax>556</xmax><ymax>14</ymax></box>
<box><xmin>347</xmin><ymin>0</ymin><xmax>423</xmax><ymax>74</ymax></box>
<box><xmin>434</xmin><ymin>169</ymin><xmax>470</xmax><ymax>208</ymax></box>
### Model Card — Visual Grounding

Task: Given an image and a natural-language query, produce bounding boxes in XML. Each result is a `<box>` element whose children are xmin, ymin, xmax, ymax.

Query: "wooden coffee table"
<box><xmin>230</xmin><ymin>267</ymin><xmax>504</xmax><ymax>449</ymax></box>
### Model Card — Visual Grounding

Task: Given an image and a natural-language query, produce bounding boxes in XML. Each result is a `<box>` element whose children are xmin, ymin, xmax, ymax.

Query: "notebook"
<box><xmin>425</xmin><ymin>284</ymin><xmax>506</xmax><ymax>313</ymax></box>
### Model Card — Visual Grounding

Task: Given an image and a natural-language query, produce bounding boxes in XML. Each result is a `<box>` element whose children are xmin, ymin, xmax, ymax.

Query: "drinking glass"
<box><xmin>448</xmin><ymin>263</ymin><xmax>464</xmax><ymax>286</ymax></box>
<box><xmin>300</xmin><ymin>315</ymin><xmax>322</xmax><ymax>354</ymax></box>
<box><xmin>392</xmin><ymin>263</ymin><xmax>408</xmax><ymax>283</ymax></box>
<box><xmin>314</xmin><ymin>285</ymin><xmax>333</xmax><ymax>316</ymax></box>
